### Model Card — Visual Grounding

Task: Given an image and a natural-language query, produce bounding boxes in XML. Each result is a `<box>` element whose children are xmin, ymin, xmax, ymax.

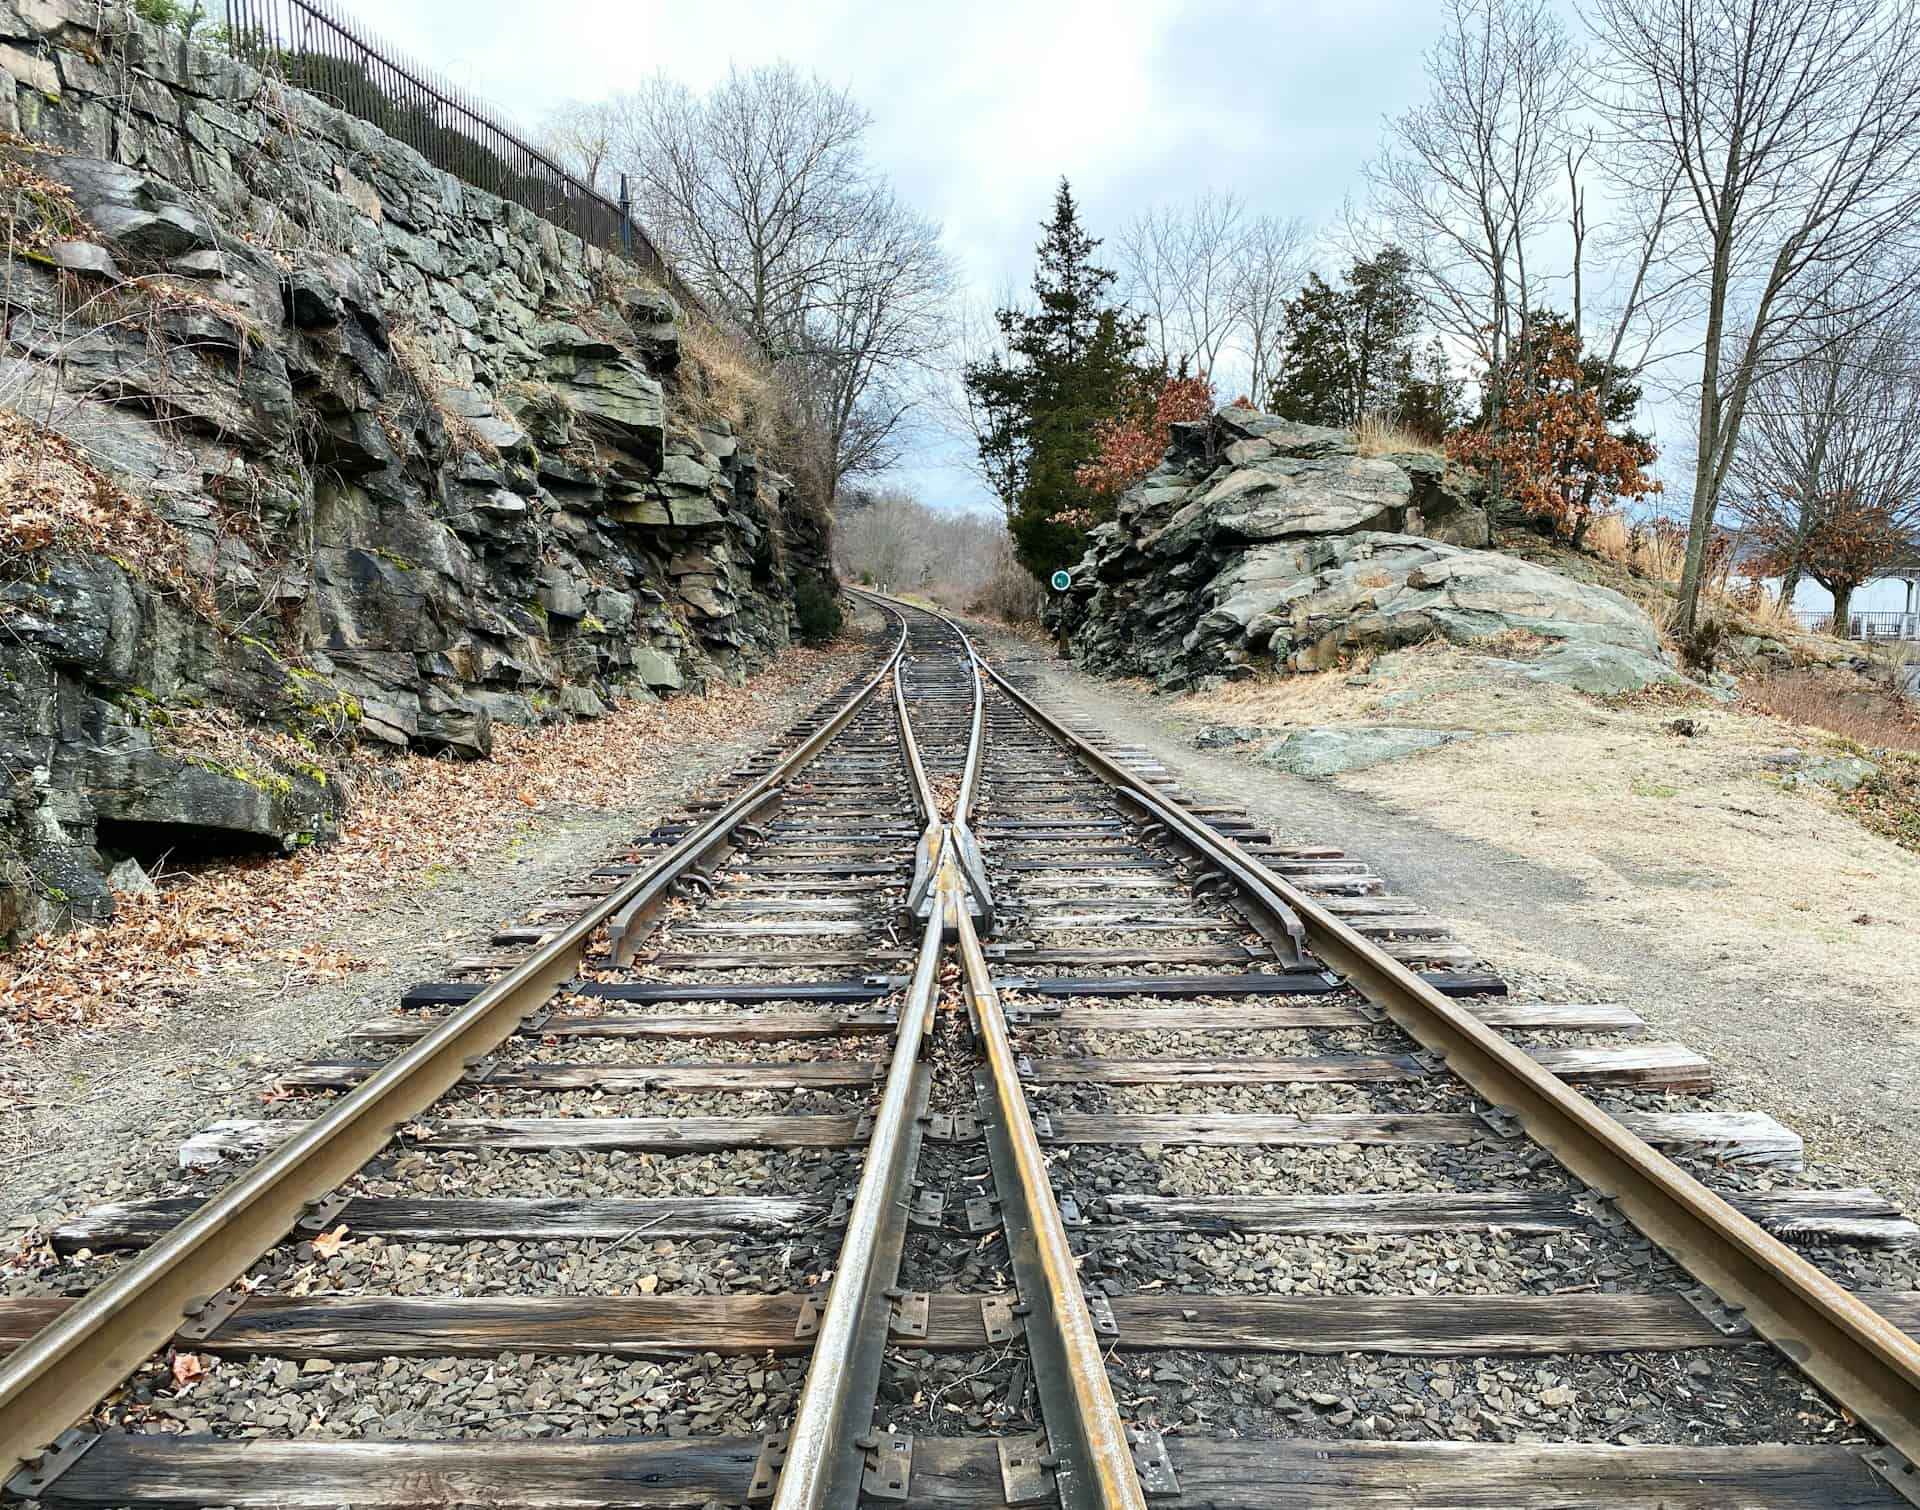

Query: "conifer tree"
<box><xmin>1266</xmin><ymin>247</ymin><xmax>1434</xmax><ymax>431</ymax></box>
<box><xmin>964</xmin><ymin>180</ymin><xmax>1147</xmax><ymax>576</ymax></box>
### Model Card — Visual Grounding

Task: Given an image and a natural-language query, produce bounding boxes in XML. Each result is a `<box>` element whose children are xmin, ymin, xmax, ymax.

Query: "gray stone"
<box><xmin>1189</xmin><ymin>723</ymin><xmax>1265</xmax><ymax>750</ymax></box>
<box><xmin>106</xmin><ymin>856</ymin><xmax>158</xmax><ymax>896</ymax></box>
<box><xmin>632</xmin><ymin>648</ymin><xmax>684</xmax><ymax>689</ymax></box>
<box><xmin>1048</xmin><ymin>409</ymin><xmax>1647</xmax><ymax>695</ymax></box>
<box><xmin>1780</xmin><ymin>755</ymin><xmax>1880</xmax><ymax>794</ymax></box>
<box><xmin>284</xmin><ymin>266</ymin><xmax>342</xmax><ymax>327</ymax></box>
<box><xmin>1523</xmin><ymin>642</ymin><xmax>1684</xmax><ymax>697</ymax></box>
<box><xmin>0</xmin><ymin>0</ymin><xmax>832</xmax><ymax>942</ymax></box>
<box><xmin>48</xmin><ymin>239</ymin><xmax>119</xmax><ymax>278</ymax></box>
<box><xmin>1259</xmin><ymin>726</ymin><xmax>1467</xmax><ymax>778</ymax></box>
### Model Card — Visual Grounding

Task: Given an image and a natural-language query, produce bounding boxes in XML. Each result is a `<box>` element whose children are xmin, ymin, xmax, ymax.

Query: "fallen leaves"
<box><xmin>1</xmin><ymin>645</ymin><xmax>847</xmax><ymax>1044</ymax></box>
<box><xmin>168</xmin><ymin>1351</ymin><xmax>208</xmax><ymax>1390</ymax></box>
<box><xmin>309</xmin><ymin>1224</ymin><xmax>349</xmax><ymax>1259</ymax></box>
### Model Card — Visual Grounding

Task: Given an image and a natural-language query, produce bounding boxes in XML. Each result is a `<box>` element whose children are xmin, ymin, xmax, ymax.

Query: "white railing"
<box><xmin>1794</xmin><ymin>609</ymin><xmax>1920</xmax><ymax>640</ymax></box>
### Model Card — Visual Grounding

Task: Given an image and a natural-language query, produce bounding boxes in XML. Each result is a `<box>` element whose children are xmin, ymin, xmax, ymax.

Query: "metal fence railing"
<box><xmin>1794</xmin><ymin>609</ymin><xmax>1920</xmax><ymax>641</ymax></box>
<box><xmin>219</xmin><ymin>0</ymin><xmax>706</xmax><ymax>315</ymax></box>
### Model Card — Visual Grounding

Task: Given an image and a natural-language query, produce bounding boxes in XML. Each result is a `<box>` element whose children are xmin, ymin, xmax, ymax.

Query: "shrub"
<box><xmin>793</xmin><ymin>575</ymin><xmax>843</xmax><ymax>644</ymax></box>
<box><xmin>1074</xmin><ymin>373</ymin><xmax>1215</xmax><ymax>503</ymax></box>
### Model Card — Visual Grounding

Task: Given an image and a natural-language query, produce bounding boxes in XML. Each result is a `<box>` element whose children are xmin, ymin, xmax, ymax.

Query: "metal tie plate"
<box><xmin>746</xmin><ymin>1428</ymin><xmax>789</xmax><ymax>1503</ymax></box>
<box><xmin>860</xmin><ymin>1429</ymin><xmax>914</xmax><ymax>1502</ymax></box>
<box><xmin>1128</xmin><ymin>1425</ymin><xmax>1182</xmax><ymax>1498</ymax></box>
<box><xmin>996</xmin><ymin>1432</ymin><xmax>1056</xmax><ymax>1506</ymax></box>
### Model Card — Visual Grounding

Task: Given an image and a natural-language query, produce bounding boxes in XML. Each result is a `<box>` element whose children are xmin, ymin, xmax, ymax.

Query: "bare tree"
<box><xmin>1723</xmin><ymin>273</ymin><xmax>1920</xmax><ymax>625</ymax></box>
<box><xmin>1228</xmin><ymin>213</ymin><xmax>1312</xmax><ymax>402</ymax></box>
<box><xmin>784</xmin><ymin>196</ymin><xmax>955</xmax><ymax>499</ymax></box>
<box><xmin>930</xmin><ymin>290</ymin><xmax>1023</xmax><ymax>518</ymax></box>
<box><xmin>832</xmin><ymin>486</ymin><xmax>1041</xmax><ymax>619</ymax></box>
<box><xmin>1588</xmin><ymin>0</ymin><xmax>1920</xmax><ymax>636</ymax></box>
<box><xmin>547</xmin><ymin>65</ymin><xmax>955</xmax><ymax>505</ymax></box>
<box><xmin>537</xmin><ymin>99</ymin><xmax>618</xmax><ymax>192</ymax></box>
<box><xmin>1117</xmin><ymin>190</ymin><xmax>1250</xmax><ymax>377</ymax></box>
<box><xmin>613</xmin><ymin>65</ymin><xmax>878</xmax><ymax>353</ymax></box>
<box><xmin>1367</xmin><ymin>0</ymin><xmax>1579</xmax><ymax>443</ymax></box>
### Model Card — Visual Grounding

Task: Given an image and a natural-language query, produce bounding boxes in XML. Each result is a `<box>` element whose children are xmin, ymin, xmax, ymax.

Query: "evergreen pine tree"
<box><xmin>963</xmin><ymin>180</ymin><xmax>1147</xmax><ymax>576</ymax></box>
<box><xmin>1266</xmin><ymin>247</ymin><xmax>1434</xmax><ymax>432</ymax></box>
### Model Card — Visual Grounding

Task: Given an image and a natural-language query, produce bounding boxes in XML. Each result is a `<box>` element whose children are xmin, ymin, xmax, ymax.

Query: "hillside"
<box><xmin>0</xmin><ymin>2</ymin><xmax>830</xmax><ymax>943</ymax></box>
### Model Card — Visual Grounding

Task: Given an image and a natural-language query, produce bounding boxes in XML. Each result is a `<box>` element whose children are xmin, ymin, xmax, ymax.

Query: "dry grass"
<box><xmin>1740</xmin><ymin>669</ymin><xmax>1920</xmax><ymax>753</ymax></box>
<box><xmin>1355</xmin><ymin>414</ymin><xmax>1447</xmax><ymax>458</ymax></box>
<box><xmin>0</xmin><ymin>406</ymin><xmax>212</xmax><ymax>614</ymax></box>
<box><xmin>677</xmin><ymin>317</ymin><xmax>792</xmax><ymax>460</ymax></box>
<box><xmin>388</xmin><ymin>326</ymin><xmax>495</xmax><ymax>458</ymax></box>
<box><xmin>1580</xmin><ymin>512</ymin><xmax>1807</xmax><ymax>643</ymax></box>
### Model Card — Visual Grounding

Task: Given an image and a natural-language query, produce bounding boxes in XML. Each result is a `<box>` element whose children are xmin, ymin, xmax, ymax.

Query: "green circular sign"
<box><xmin>1049</xmin><ymin>570</ymin><xmax>1072</xmax><ymax>591</ymax></box>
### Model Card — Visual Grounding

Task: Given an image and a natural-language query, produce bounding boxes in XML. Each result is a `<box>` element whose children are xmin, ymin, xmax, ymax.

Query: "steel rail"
<box><xmin>971</xmin><ymin>633</ymin><xmax>1920</xmax><ymax>1474</ymax></box>
<box><xmin>951</xmin><ymin>873</ymin><xmax>1149</xmax><ymax>1510</ymax></box>
<box><xmin>892</xmin><ymin>627</ymin><xmax>949</xmax><ymax>926</ymax></box>
<box><xmin>0</xmin><ymin>615</ymin><xmax>913</xmax><ymax>1484</ymax></box>
<box><xmin>913</xmin><ymin>597</ymin><xmax>1305</xmax><ymax>969</ymax></box>
<box><xmin>769</xmin><ymin>864</ymin><xmax>948</xmax><ymax>1510</ymax></box>
<box><xmin>852</xmin><ymin>591</ymin><xmax>995</xmax><ymax>930</ymax></box>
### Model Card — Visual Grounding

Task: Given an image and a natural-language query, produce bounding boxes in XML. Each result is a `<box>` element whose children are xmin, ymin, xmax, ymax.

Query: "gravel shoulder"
<box><xmin>968</xmin><ymin>622</ymin><xmax>1920</xmax><ymax>1220</ymax></box>
<box><xmin>0</xmin><ymin>624</ymin><xmax>877</xmax><ymax>1231</ymax></box>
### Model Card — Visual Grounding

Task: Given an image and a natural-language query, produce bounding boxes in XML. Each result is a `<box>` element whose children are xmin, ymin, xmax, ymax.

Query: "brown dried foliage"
<box><xmin>0</xmin><ymin>647</ymin><xmax>847</xmax><ymax>1043</ymax></box>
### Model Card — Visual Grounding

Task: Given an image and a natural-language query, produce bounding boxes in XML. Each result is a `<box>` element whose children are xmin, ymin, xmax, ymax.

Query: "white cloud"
<box><xmin>372</xmin><ymin>1</ymin><xmax>1452</xmax><ymax>508</ymax></box>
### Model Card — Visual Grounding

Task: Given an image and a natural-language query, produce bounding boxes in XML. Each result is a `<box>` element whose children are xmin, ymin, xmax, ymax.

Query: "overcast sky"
<box><xmin>375</xmin><ymin>0</ymin><xmax>1447</xmax><ymax>511</ymax></box>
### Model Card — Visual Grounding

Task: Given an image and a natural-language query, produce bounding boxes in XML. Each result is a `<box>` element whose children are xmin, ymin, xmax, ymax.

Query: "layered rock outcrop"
<box><xmin>0</xmin><ymin>2</ymin><xmax>830</xmax><ymax>941</ymax></box>
<box><xmin>1047</xmin><ymin>408</ymin><xmax>1678</xmax><ymax>696</ymax></box>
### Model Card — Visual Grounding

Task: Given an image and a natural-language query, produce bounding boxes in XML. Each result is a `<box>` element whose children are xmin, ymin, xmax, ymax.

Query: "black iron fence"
<box><xmin>219</xmin><ymin>0</ymin><xmax>705</xmax><ymax>314</ymax></box>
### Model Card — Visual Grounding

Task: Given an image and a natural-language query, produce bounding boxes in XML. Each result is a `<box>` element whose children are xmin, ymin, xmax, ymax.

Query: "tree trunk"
<box><xmin>1777</xmin><ymin>564</ymin><xmax>1802</xmax><ymax>610</ymax></box>
<box><xmin>1829</xmin><ymin>581</ymin><xmax>1857</xmax><ymax>639</ymax></box>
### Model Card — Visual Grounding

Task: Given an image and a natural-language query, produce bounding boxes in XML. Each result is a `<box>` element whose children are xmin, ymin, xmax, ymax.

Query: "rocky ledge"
<box><xmin>0</xmin><ymin>1</ymin><xmax>831</xmax><ymax>943</ymax></box>
<box><xmin>1046</xmin><ymin>408</ymin><xmax>1680</xmax><ymax>697</ymax></box>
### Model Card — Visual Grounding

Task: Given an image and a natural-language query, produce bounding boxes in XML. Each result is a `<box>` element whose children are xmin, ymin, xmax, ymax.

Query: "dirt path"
<box><xmin>0</xmin><ymin>624</ymin><xmax>877</xmax><ymax>1231</ymax></box>
<box><xmin>971</xmin><ymin>624</ymin><xmax>1920</xmax><ymax>1220</ymax></box>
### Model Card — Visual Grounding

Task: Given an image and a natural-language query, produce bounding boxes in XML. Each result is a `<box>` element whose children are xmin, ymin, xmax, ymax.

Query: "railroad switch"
<box><xmin>858</xmin><ymin>1428</ymin><xmax>914</xmax><ymax>1502</ymax></box>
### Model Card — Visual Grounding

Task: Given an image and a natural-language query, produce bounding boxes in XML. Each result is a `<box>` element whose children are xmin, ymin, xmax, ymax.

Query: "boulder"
<box><xmin>632</xmin><ymin>648</ymin><xmax>684</xmax><ymax>689</ymax></box>
<box><xmin>1780</xmin><ymin>754</ymin><xmax>1880</xmax><ymax>793</ymax></box>
<box><xmin>1258</xmin><ymin>726</ymin><xmax>1468</xmax><ymax>778</ymax></box>
<box><xmin>1051</xmin><ymin>408</ymin><xmax>1670</xmax><ymax>697</ymax></box>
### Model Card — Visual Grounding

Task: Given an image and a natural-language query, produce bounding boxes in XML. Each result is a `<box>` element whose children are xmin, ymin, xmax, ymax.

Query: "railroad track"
<box><xmin>2</xmin><ymin>592</ymin><xmax>1919</xmax><ymax>1507</ymax></box>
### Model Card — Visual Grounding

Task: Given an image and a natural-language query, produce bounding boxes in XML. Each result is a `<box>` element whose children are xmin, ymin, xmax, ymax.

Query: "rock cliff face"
<box><xmin>1047</xmin><ymin>408</ymin><xmax>1678</xmax><ymax>696</ymax></box>
<box><xmin>0</xmin><ymin>2</ymin><xmax>830</xmax><ymax>942</ymax></box>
